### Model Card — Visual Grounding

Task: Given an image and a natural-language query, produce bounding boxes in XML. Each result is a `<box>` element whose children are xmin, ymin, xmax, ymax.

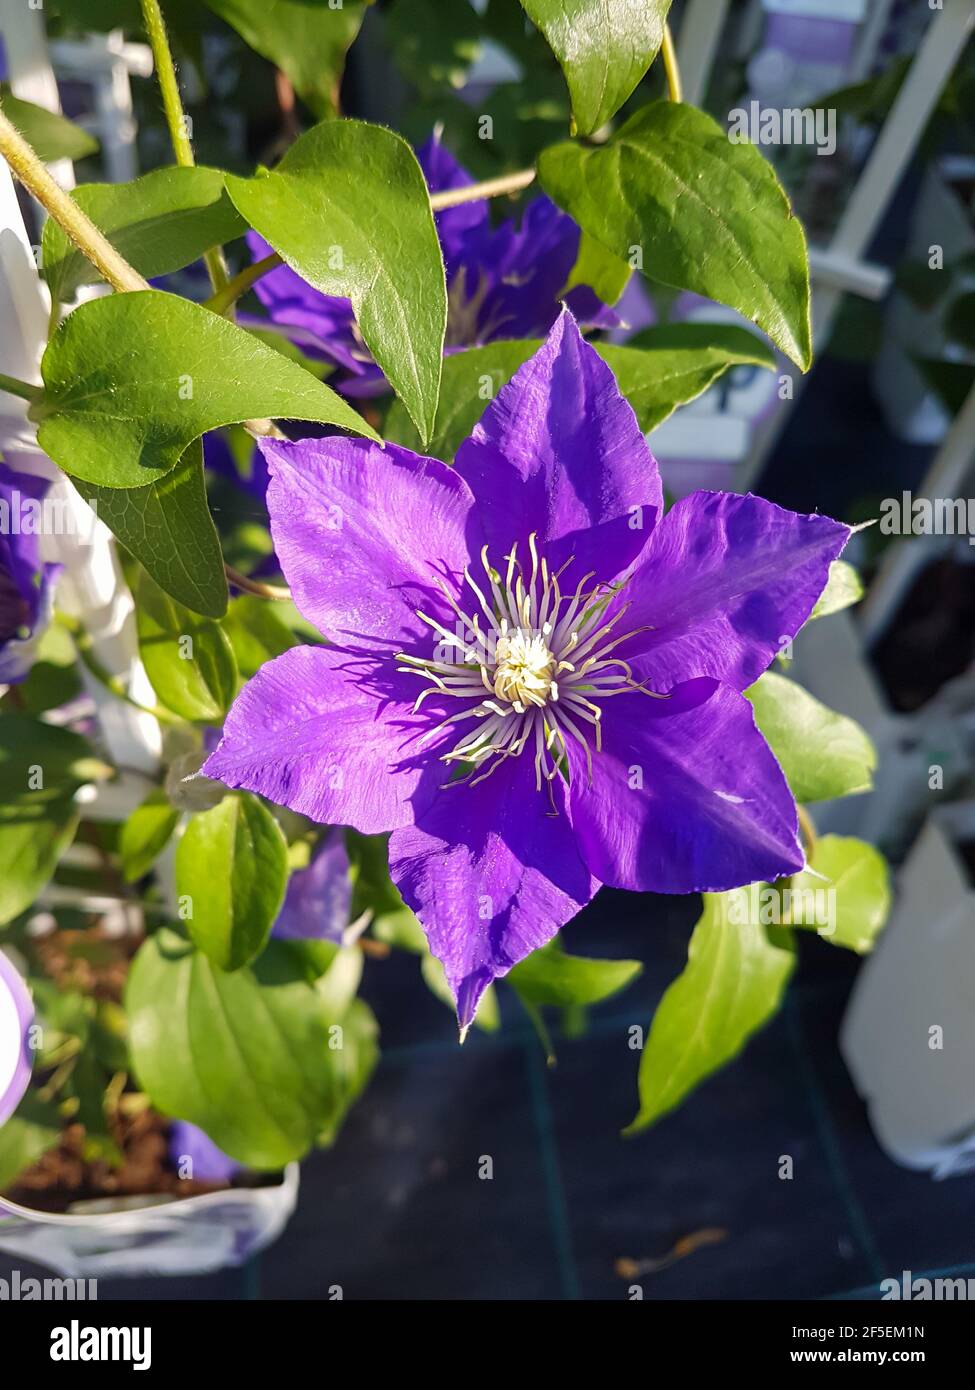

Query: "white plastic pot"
<box><xmin>0</xmin><ymin>1164</ymin><xmax>299</xmax><ymax>1278</ymax></box>
<box><xmin>840</xmin><ymin>803</ymin><xmax>975</xmax><ymax>1178</ymax></box>
<box><xmin>790</xmin><ymin>606</ymin><xmax>974</xmax><ymax>855</ymax></box>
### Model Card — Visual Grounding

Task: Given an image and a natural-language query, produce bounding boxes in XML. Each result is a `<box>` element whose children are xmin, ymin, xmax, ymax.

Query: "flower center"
<box><xmin>492</xmin><ymin>630</ymin><xmax>556</xmax><ymax>707</ymax></box>
<box><xmin>397</xmin><ymin>533</ymin><xmax>665</xmax><ymax>793</ymax></box>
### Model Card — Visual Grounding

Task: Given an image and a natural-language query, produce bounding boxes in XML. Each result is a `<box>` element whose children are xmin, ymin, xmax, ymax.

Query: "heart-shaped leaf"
<box><xmin>73</xmin><ymin>440</ymin><xmax>228</xmax><ymax>618</ymax></box>
<box><xmin>32</xmin><ymin>289</ymin><xmax>376</xmax><ymax>489</ymax></box>
<box><xmin>538</xmin><ymin>101</ymin><xmax>812</xmax><ymax>369</ymax></box>
<box><xmin>43</xmin><ymin>166</ymin><xmax>247</xmax><ymax>303</ymax></box>
<box><xmin>520</xmin><ymin>0</ymin><xmax>672</xmax><ymax>135</ymax></box>
<box><xmin>176</xmin><ymin>792</ymin><xmax>288</xmax><ymax>971</ymax></box>
<box><xmin>126</xmin><ymin>928</ymin><xmax>370</xmax><ymax>1167</ymax></box>
<box><xmin>204</xmin><ymin>0</ymin><xmax>369</xmax><ymax>118</ymax></box>
<box><xmin>788</xmin><ymin>835</ymin><xmax>890</xmax><ymax>954</ymax></box>
<box><xmin>747</xmin><ymin>671</ymin><xmax>876</xmax><ymax>805</ymax></box>
<box><xmin>136</xmin><ymin>570</ymin><xmax>237</xmax><ymax>721</ymax></box>
<box><xmin>225</xmin><ymin>119</ymin><xmax>446</xmax><ymax>443</ymax></box>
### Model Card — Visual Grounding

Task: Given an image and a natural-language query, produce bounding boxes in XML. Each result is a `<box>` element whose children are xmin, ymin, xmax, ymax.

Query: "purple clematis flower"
<box><xmin>246</xmin><ymin>132</ymin><xmax>621</xmax><ymax>396</ymax></box>
<box><xmin>0</xmin><ymin>462</ymin><xmax>60</xmax><ymax>686</ymax></box>
<box><xmin>203</xmin><ymin>311</ymin><xmax>850</xmax><ymax>1031</ymax></box>
<box><xmin>168</xmin><ymin>1119</ymin><xmax>240</xmax><ymax>1184</ymax></box>
<box><xmin>0</xmin><ymin>949</ymin><xmax>34</xmax><ymax>1127</ymax></box>
<box><xmin>272</xmin><ymin>828</ymin><xmax>351</xmax><ymax>943</ymax></box>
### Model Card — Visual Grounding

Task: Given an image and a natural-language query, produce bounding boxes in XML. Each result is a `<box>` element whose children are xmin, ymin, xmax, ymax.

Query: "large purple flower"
<box><xmin>246</xmin><ymin>133</ymin><xmax>620</xmax><ymax>395</ymax></box>
<box><xmin>0</xmin><ymin>462</ymin><xmax>60</xmax><ymax>686</ymax></box>
<box><xmin>203</xmin><ymin>312</ymin><xmax>850</xmax><ymax>1030</ymax></box>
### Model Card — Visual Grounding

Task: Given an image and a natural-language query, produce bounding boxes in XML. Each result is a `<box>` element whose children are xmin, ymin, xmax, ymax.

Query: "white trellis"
<box><xmin>0</xmin><ymin>6</ymin><xmax>160</xmax><ymax>781</ymax></box>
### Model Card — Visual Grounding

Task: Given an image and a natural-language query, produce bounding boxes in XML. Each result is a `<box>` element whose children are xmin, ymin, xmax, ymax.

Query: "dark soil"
<box><xmin>1</xmin><ymin>1109</ymin><xmax>230</xmax><ymax>1215</ymax></box>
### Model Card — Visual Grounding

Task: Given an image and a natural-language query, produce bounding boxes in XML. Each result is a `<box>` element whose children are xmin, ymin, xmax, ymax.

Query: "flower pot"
<box><xmin>840</xmin><ymin>803</ymin><xmax>975</xmax><ymax>1177</ymax></box>
<box><xmin>0</xmin><ymin>1163</ymin><xmax>299</xmax><ymax>1279</ymax></box>
<box><xmin>790</xmin><ymin>595</ymin><xmax>975</xmax><ymax>856</ymax></box>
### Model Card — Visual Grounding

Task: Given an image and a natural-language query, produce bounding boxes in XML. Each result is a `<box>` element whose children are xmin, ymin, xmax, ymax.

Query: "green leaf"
<box><xmin>204</xmin><ymin>0</ymin><xmax>369</xmax><ymax>118</ymax></box>
<box><xmin>421</xmin><ymin>952</ymin><xmax>500</xmax><ymax>1033</ymax></box>
<box><xmin>811</xmin><ymin>559</ymin><xmax>863</xmax><ymax>620</ymax></box>
<box><xmin>318</xmin><ymin>997</ymin><xmax>379</xmax><ymax>1146</ymax></box>
<box><xmin>73</xmin><ymin>440</ymin><xmax>228</xmax><ymax>619</ymax></box>
<box><xmin>520</xmin><ymin>0</ymin><xmax>672</xmax><ymax>135</ymax></box>
<box><xmin>508</xmin><ymin>940</ymin><xmax>642</xmax><ymax>1007</ymax></box>
<box><xmin>223</xmin><ymin>594</ymin><xmax>299</xmax><ymax>681</ymax></box>
<box><xmin>176</xmin><ymin>793</ymin><xmax>288</xmax><ymax>971</ymax></box>
<box><xmin>4</xmin><ymin>622</ymin><xmax>81</xmax><ymax>716</ymax></box>
<box><xmin>563</xmin><ymin>228</ymin><xmax>631</xmax><ymax>305</ymax></box>
<box><xmin>626</xmin><ymin>889</ymin><xmax>795</xmax><ymax>1133</ymax></box>
<box><xmin>0</xmin><ymin>716</ymin><xmax>104</xmax><ymax>927</ymax></box>
<box><xmin>136</xmin><ymin>570</ymin><xmax>238</xmax><ymax>721</ymax></box>
<box><xmin>126</xmin><ymin>929</ymin><xmax>362</xmax><ymax>1167</ymax></box>
<box><xmin>384</xmin><ymin>325</ymin><xmax>775</xmax><ymax>460</ymax></box>
<box><xmin>32</xmin><ymin>289</ymin><xmax>376</xmax><ymax>489</ymax></box>
<box><xmin>747</xmin><ymin>671</ymin><xmax>876</xmax><ymax>804</ymax></box>
<box><xmin>601</xmin><ymin>324</ymin><xmax>777</xmax><ymax>429</ymax></box>
<box><xmin>120</xmin><ymin>789</ymin><xmax>180</xmax><ymax>883</ymax></box>
<box><xmin>788</xmin><ymin>835</ymin><xmax>890</xmax><ymax>954</ymax></box>
<box><xmin>0</xmin><ymin>86</ymin><xmax>98</xmax><ymax>163</ymax></box>
<box><xmin>0</xmin><ymin>1093</ymin><xmax>62</xmax><ymax>1189</ymax></box>
<box><xmin>42</xmin><ymin>167</ymin><xmax>247</xmax><ymax>303</ymax></box>
<box><xmin>225</xmin><ymin>119</ymin><xmax>446</xmax><ymax>443</ymax></box>
<box><xmin>386</xmin><ymin>0</ymin><xmax>482</xmax><ymax>93</ymax></box>
<box><xmin>538</xmin><ymin>101</ymin><xmax>812</xmax><ymax>369</ymax></box>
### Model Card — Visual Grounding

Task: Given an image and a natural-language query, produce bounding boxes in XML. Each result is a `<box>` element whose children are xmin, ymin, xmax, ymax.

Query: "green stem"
<box><xmin>225</xmin><ymin>564</ymin><xmax>290</xmax><ymax>600</ymax></box>
<box><xmin>0</xmin><ymin>109</ymin><xmax>147</xmax><ymax>293</ymax></box>
<box><xmin>139</xmin><ymin>0</ymin><xmax>230</xmax><ymax>294</ymax></box>
<box><xmin>428</xmin><ymin>166</ymin><xmax>536</xmax><ymax>211</ymax></box>
<box><xmin>797</xmin><ymin>804</ymin><xmax>817</xmax><ymax>861</ymax></box>
<box><xmin>56</xmin><ymin>611</ymin><xmax>179</xmax><ymax>725</ymax></box>
<box><xmin>205</xmin><ymin>252</ymin><xmax>282</xmax><ymax>316</ymax></box>
<box><xmin>0</xmin><ymin>371</ymin><xmax>39</xmax><ymax>403</ymax></box>
<box><xmin>661</xmin><ymin>23</ymin><xmax>683</xmax><ymax>103</ymax></box>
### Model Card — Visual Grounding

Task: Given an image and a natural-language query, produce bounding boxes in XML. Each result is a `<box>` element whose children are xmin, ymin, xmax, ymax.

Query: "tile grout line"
<box><xmin>523</xmin><ymin>1037</ymin><xmax>582</xmax><ymax>1301</ymax></box>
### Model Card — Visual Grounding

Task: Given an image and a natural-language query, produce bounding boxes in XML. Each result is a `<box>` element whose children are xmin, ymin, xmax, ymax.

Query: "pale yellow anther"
<box><xmin>492</xmin><ymin>630</ymin><xmax>557</xmax><ymax>708</ymax></box>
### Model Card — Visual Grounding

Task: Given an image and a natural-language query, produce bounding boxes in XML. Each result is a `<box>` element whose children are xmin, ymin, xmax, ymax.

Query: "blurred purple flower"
<box><xmin>272</xmin><ymin>828</ymin><xmax>351</xmax><ymax>943</ymax></box>
<box><xmin>168</xmin><ymin>1120</ymin><xmax>240</xmax><ymax>1184</ymax></box>
<box><xmin>202</xmin><ymin>311</ymin><xmax>849</xmax><ymax>1030</ymax></box>
<box><xmin>0</xmin><ymin>462</ymin><xmax>60</xmax><ymax>685</ymax></box>
<box><xmin>246</xmin><ymin>132</ymin><xmax>622</xmax><ymax>395</ymax></box>
<box><xmin>0</xmin><ymin>949</ymin><xmax>34</xmax><ymax>1127</ymax></box>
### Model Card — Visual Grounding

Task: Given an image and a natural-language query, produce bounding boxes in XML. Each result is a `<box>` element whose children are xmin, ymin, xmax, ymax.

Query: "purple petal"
<box><xmin>273</xmin><ymin>829</ymin><xmax>351</xmax><ymax>942</ymax></box>
<box><xmin>261</xmin><ymin>435</ymin><xmax>483</xmax><ymax>654</ymax></box>
<box><xmin>567</xmin><ymin>678</ymin><xmax>803</xmax><ymax>894</ymax></box>
<box><xmin>202</xmin><ymin>645</ymin><xmax>444</xmax><ymax>834</ymax></box>
<box><xmin>467</xmin><ymin>197</ymin><xmax>587</xmax><ymax>340</ymax></box>
<box><xmin>454</xmin><ymin>309</ymin><xmax>662</xmax><ymax>582</ymax></box>
<box><xmin>246</xmin><ymin>230</ymin><xmax>365</xmax><ymax>376</ymax></box>
<box><xmin>0</xmin><ymin>950</ymin><xmax>34</xmax><ymax>1127</ymax></box>
<box><xmin>416</xmin><ymin>132</ymin><xmax>488</xmax><ymax>274</ymax></box>
<box><xmin>389</xmin><ymin>753</ymin><xmax>597</xmax><ymax>1029</ymax></box>
<box><xmin>168</xmin><ymin>1120</ymin><xmax>240</xmax><ymax>1183</ymax></box>
<box><xmin>616</xmin><ymin>492</ymin><xmax>851</xmax><ymax>691</ymax></box>
<box><xmin>0</xmin><ymin>463</ymin><xmax>48</xmax><ymax>603</ymax></box>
